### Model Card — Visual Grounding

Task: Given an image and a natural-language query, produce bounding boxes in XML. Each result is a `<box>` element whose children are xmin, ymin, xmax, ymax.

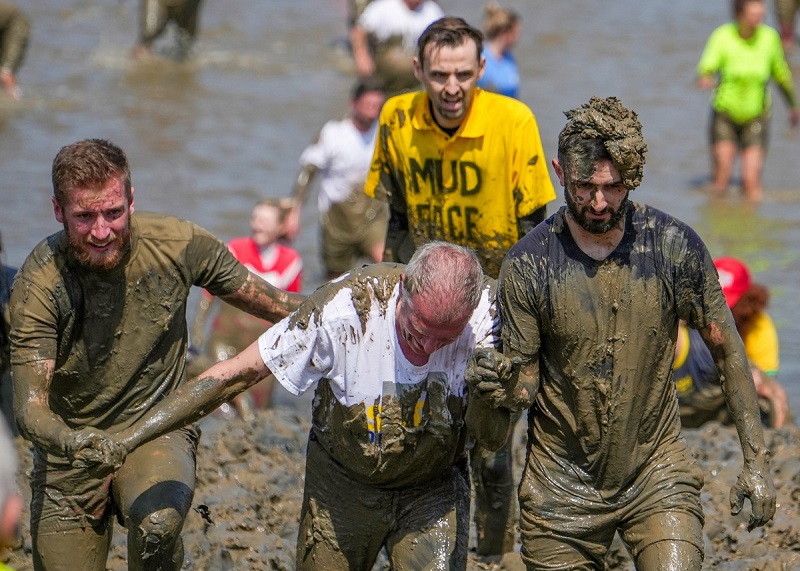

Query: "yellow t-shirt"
<box><xmin>744</xmin><ymin>311</ymin><xmax>779</xmax><ymax>376</ymax></box>
<box><xmin>365</xmin><ymin>88</ymin><xmax>556</xmax><ymax>277</ymax></box>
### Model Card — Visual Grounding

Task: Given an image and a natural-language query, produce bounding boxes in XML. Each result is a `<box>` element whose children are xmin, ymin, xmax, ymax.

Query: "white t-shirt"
<box><xmin>358</xmin><ymin>0</ymin><xmax>445</xmax><ymax>52</ymax></box>
<box><xmin>298</xmin><ymin>118</ymin><xmax>377</xmax><ymax>213</ymax></box>
<box><xmin>258</xmin><ymin>267</ymin><xmax>497</xmax><ymax>415</ymax></box>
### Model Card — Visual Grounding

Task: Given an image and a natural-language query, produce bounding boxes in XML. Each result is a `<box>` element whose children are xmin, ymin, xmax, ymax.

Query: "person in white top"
<box><xmin>93</xmin><ymin>241</ymin><xmax>522</xmax><ymax>570</ymax></box>
<box><xmin>285</xmin><ymin>77</ymin><xmax>389</xmax><ymax>280</ymax></box>
<box><xmin>350</xmin><ymin>0</ymin><xmax>444</xmax><ymax>95</ymax></box>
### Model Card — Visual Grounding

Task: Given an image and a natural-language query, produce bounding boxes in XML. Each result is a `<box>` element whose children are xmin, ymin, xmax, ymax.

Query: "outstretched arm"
<box><xmin>116</xmin><ymin>341</ymin><xmax>272</xmax><ymax>452</ymax></box>
<box><xmin>220</xmin><ymin>272</ymin><xmax>304</xmax><ymax>323</ymax></box>
<box><xmin>699</xmin><ymin>321</ymin><xmax>776</xmax><ymax>530</ymax></box>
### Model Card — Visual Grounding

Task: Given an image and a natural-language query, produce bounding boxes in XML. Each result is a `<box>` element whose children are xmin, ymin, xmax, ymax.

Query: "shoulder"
<box><xmin>382</xmin><ymin>91</ymin><xmax>425</xmax><ymax>119</ymax></box>
<box><xmin>15</xmin><ymin>233</ymin><xmax>65</xmax><ymax>288</ymax></box>
<box><xmin>133</xmin><ymin>212</ymin><xmax>201</xmax><ymax>241</ymax></box>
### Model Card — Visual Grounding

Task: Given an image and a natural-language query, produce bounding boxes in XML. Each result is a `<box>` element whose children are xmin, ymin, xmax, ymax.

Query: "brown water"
<box><xmin>1</xmin><ymin>0</ymin><xmax>799</xmax><ymax>415</ymax></box>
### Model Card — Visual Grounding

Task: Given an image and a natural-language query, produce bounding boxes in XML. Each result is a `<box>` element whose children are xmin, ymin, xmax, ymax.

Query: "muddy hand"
<box><xmin>66</xmin><ymin>429</ymin><xmax>127</xmax><ymax>475</ymax></box>
<box><xmin>465</xmin><ymin>347</ymin><xmax>513</xmax><ymax>389</ymax></box>
<box><xmin>729</xmin><ymin>451</ymin><xmax>776</xmax><ymax>531</ymax></box>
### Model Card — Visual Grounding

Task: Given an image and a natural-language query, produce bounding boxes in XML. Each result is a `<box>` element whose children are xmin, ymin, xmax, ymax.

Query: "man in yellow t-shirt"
<box><xmin>365</xmin><ymin>16</ymin><xmax>556</xmax><ymax>559</ymax></box>
<box><xmin>365</xmin><ymin>16</ymin><xmax>555</xmax><ymax>280</ymax></box>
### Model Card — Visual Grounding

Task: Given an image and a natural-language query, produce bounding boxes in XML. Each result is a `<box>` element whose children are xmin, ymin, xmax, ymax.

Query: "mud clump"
<box><xmin>5</xmin><ymin>410</ymin><xmax>800</xmax><ymax>570</ymax></box>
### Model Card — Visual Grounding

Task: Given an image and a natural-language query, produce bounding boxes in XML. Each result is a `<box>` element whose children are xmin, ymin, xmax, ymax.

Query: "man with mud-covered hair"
<box><xmin>90</xmin><ymin>240</ymin><xmax>518</xmax><ymax>570</ymax></box>
<box><xmin>468</xmin><ymin>96</ymin><xmax>776</xmax><ymax>570</ymax></box>
<box><xmin>9</xmin><ymin>138</ymin><xmax>302</xmax><ymax>571</ymax></box>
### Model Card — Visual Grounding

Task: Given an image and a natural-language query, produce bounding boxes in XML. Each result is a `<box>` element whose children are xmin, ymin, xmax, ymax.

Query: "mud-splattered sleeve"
<box><xmin>497</xmin><ymin>252</ymin><xmax>541</xmax><ymax>364</ymax></box>
<box><xmin>258</xmin><ymin>304</ymin><xmax>335</xmax><ymax>396</ymax></box>
<box><xmin>8</xmin><ymin>275</ymin><xmax>59</xmax><ymax>365</ymax></box>
<box><xmin>669</xmin><ymin>222</ymin><xmax>726</xmax><ymax>331</ymax></box>
<box><xmin>186</xmin><ymin>224</ymin><xmax>250</xmax><ymax>296</ymax></box>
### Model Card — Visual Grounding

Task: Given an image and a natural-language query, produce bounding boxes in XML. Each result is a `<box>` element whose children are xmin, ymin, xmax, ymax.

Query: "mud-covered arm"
<box><xmin>219</xmin><ymin>272</ymin><xmax>304</xmax><ymax>323</ymax></box>
<box><xmin>699</xmin><ymin>320</ymin><xmax>775</xmax><ymax>530</ymax></box>
<box><xmin>465</xmin><ymin>347</ymin><xmax>537</xmax><ymax>450</ymax></box>
<box><xmin>116</xmin><ymin>341</ymin><xmax>272</xmax><ymax>452</ymax></box>
<box><xmin>12</xmin><ymin>358</ymin><xmax>124</xmax><ymax>470</ymax></box>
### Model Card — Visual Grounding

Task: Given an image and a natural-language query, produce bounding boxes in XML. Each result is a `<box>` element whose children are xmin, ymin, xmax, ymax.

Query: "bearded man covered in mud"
<box><xmin>86</xmin><ymin>240</ymin><xmax>518</xmax><ymax>570</ymax></box>
<box><xmin>9</xmin><ymin>139</ymin><xmax>302</xmax><ymax>571</ymax></box>
<box><xmin>469</xmin><ymin>96</ymin><xmax>776</xmax><ymax>570</ymax></box>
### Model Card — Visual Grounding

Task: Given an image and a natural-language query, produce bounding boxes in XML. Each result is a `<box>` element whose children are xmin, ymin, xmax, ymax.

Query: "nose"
<box><xmin>91</xmin><ymin>215</ymin><xmax>111</xmax><ymax>240</ymax></box>
<box><xmin>591</xmin><ymin>189</ymin><xmax>608</xmax><ymax>211</ymax></box>
<box><xmin>419</xmin><ymin>337</ymin><xmax>443</xmax><ymax>355</ymax></box>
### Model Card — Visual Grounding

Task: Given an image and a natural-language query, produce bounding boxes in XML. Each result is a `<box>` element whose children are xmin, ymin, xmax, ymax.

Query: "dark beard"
<box><xmin>564</xmin><ymin>187</ymin><xmax>629</xmax><ymax>235</ymax></box>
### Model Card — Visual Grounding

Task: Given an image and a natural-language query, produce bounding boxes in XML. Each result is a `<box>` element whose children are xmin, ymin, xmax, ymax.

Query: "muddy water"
<box><xmin>1</xmin><ymin>0</ymin><xmax>799</xmax><ymax>417</ymax></box>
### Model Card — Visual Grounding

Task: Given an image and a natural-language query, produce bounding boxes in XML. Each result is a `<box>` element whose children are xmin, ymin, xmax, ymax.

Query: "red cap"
<box><xmin>714</xmin><ymin>257</ymin><xmax>751</xmax><ymax>308</ymax></box>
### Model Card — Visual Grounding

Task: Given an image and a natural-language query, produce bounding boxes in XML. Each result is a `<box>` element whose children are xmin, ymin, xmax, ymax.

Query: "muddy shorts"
<box><xmin>322</xmin><ymin>191</ymin><xmax>388</xmax><ymax>275</ymax></box>
<box><xmin>519</xmin><ymin>437</ymin><xmax>704</xmax><ymax>569</ymax></box>
<box><xmin>297</xmin><ymin>435</ymin><xmax>470</xmax><ymax>571</ymax></box>
<box><xmin>711</xmin><ymin>109</ymin><xmax>770</xmax><ymax>149</ymax></box>
<box><xmin>30</xmin><ymin>426</ymin><xmax>199</xmax><ymax>536</ymax></box>
<box><xmin>776</xmin><ymin>0</ymin><xmax>800</xmax><ymax>26</ymax></box>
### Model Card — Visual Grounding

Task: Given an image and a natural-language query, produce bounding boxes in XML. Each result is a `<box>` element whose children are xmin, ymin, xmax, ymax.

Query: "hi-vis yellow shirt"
<box><xmin>365</xmin><ymin>88</ymin><xmax>556</xmax><ymax>278</ymax></box>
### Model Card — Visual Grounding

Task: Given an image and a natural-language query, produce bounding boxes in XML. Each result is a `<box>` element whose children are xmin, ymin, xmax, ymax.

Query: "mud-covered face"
<box><xmin>53</xmin><ymin>177</ymin><xmax>134</xmax><ymax>270</ymax></box>
<box><xmin>415</xmin><ymin>40</ymin><xmax>485</xmax><ymax>130</ymax></box>
<box><xmin>395</xmin><ymin>290</ymin><xmax>470</xmax><ymax>364</ymax></box>
<box><xmin>559</xmin><ymin>159</ymin><xmax>629</xmax><ymax>235</ymax></box>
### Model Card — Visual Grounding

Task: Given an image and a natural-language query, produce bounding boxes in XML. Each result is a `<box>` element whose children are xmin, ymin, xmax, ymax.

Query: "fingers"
<box><xmin>729</xmin><ymin>484</ymin><xmax>745</xmax><ymax>516</ymax></box>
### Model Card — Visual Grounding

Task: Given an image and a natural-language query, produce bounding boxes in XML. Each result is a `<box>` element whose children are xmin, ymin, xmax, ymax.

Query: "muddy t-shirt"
<box><xmin>258</xmin><ymin>263</ymin><xmax>499</xmax><ymax>489</ymax></box>
<box><xmin>10</xmin><ymin>212</ymin><xmax>249</xmax><ymax>432</ymax></box>
<box><xmin>499</xmin><ymin>202</ymin><xmax>729</xmax><ymax>498</ymax></box>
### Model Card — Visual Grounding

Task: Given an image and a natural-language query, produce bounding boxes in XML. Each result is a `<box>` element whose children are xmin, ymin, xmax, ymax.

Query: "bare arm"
<box><xmin>699</xmin><ymin>321</ymin><xmax>776</xmax><ymax>530</ymax></box>
<box><xmin>219</xmin><ymin>272</ymin><xmax>304</xmax><ymax>323</ymax></box>
<box><xmin>116</xmin><ymin>341</ymin><xmax>272</xmax><ymax>452</ymax></box>
<box><xmin>284</xmin><ymin>164</ymin><xmax>319</xmax><ymax>241</ymax></box>
<box><xmin>350</xmin><ymin>25</ymin><xmax>374</xmax><ymax>77</ymax></box>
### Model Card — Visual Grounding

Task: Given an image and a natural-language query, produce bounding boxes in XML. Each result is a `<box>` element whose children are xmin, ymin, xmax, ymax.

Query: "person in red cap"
<box><xmin>673</xmin><ymin>256</ymin><xmax>790</xmax><ymax>428</ymax></box>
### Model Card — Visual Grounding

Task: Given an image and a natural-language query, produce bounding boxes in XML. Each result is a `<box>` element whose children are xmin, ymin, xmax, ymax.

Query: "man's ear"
<box><xmin>552</xmin><ymin>159</ymin><xmax>565</xmax><ymax>187</ymax></box>
<box><xmin>129</xmin><ymin>186</ymin><xmax>135</xmax><ymax>216</ymax></box>
<box><xmin>52</xmin><ymin>196</ymin><xmax>64</xmax><ymax>224</ymax></box>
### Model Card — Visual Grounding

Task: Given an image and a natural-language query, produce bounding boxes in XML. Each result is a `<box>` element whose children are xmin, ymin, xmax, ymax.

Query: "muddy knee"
<box><xmin>128</xmin><ymin>508</ymin><xmax>183</xmax><ymax>569</ymax></box>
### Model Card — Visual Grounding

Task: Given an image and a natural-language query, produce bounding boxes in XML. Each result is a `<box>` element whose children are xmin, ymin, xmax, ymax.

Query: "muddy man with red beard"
<box><xmin>9</xmin><ymin>139</ymin><xmax>303</xmax><ymax>571</ymax></box>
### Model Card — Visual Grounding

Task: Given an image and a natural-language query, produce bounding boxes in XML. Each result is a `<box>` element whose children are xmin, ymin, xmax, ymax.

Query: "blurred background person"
<box><xmin>350</xmin><ymin>0</ymin><xmax>443</xmax><ymax>95</ymax></box>
<box><xmin>0</xmin><ymin>232</ymin><xmax>15</xmax><ymax>437</ymax></box>
<box><xmin>674</xmin><ymin>256</ymin><xmax>790</xmax><ymax>428</ymax></box>
<box><xmin>696</xmin><ymin>0</ymin><xmax>798</xmax><ymax>202</ymax></box>
<box><xmin>284</xmin><ymin>78</ymin><xmax>388</xmax><ymax>281</ymax></box>
<box><xmin>775</xmin><ymin>0</ymin><xmax>799</xmax><ymax>52</ymax></box>
<box><xmin>476</xmin><ymin>2</ymin><xmax>521</xmax><ymax>99</ymax></box>
<box><xmin>132</xmin><ymin>0</ymin><xmax>203</xmax><ymax>61</ymax></box>
<box><xmin>0</xmin><ymin>3</ymin><xmax>29</xmax><ymax>100</ymax></box>
<box><xmin>190</xmin><ymin>199</ymin><xmax>302</xmax><ymax>418</ymax></box>
<box><xmin>0</xmin><ymin>410</ymin><xmax>22</xmax><ymax>571</ymax></box>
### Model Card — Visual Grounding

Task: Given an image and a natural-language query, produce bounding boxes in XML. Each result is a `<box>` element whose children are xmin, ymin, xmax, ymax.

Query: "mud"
<box><xmin>4</xmin><ymin>411</ymin><xmax>800</xmax><ymax>570</ymax></box>
<box><xmin>560</xmin><ymin>96</ymin><xmax>647</xmax><ymax>190</ymax></box>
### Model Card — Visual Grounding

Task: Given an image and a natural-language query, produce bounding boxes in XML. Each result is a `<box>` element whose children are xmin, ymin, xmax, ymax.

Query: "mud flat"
<box><xmin>5</xmin><ymin>408</ymin><xmax>800</xmax><ymax>570</ymax></box>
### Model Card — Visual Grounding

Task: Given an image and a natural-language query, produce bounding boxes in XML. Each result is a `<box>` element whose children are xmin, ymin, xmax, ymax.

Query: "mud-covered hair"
<box><xmin>402</xmin><ymin>241</ymin><xmax>484</xmax><ymax>324</ymax></box>
<box><xmin>417</xmin><ymin>16</ymin><xmax>483</xmax><ymax>70</ymax></box>
<box><xmin>557</xmin><ymin>96</ymin><xmax>647</xmax><ymax>190</ymax></box>
<box><xmin>52</xmin><ymin>139</ymin><xmax>132</xmax><ymax>208</ymax></box>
